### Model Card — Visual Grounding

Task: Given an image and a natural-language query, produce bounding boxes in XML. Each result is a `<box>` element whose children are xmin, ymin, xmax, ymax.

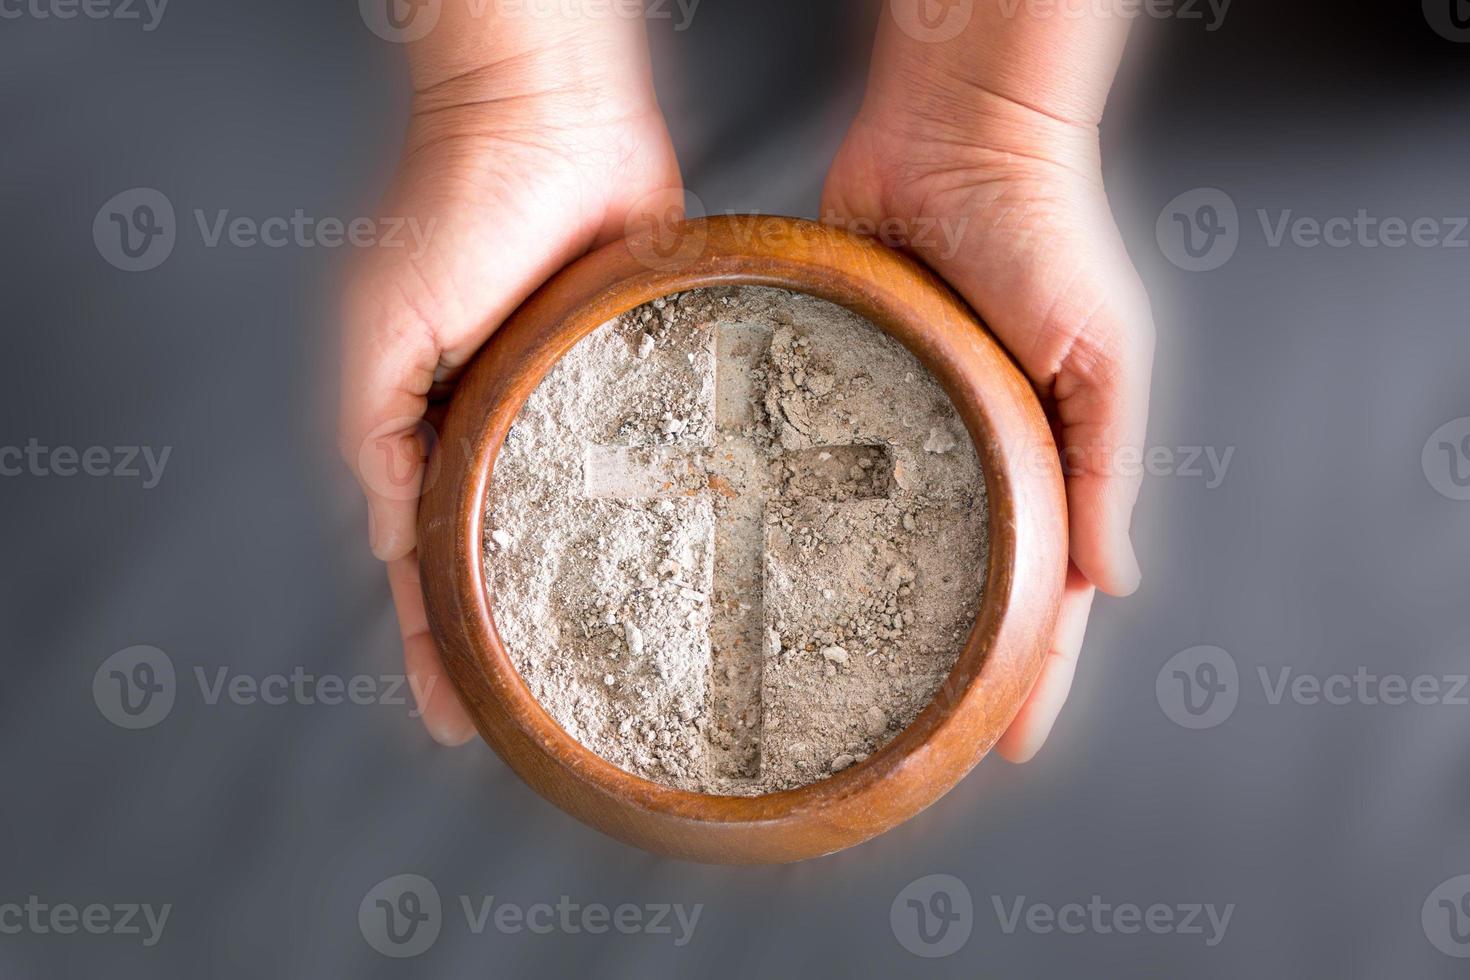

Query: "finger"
<box><xmin>995</xmin><ymin>564</ymin><xmax>1095</xmax><ymax>763</ymax></box>
<box><xmin>337</xmin><ymin>164</ymin><xmax>627</xmax><ymax>562</ymax></box>
<box><xmin>921</xmin><ymin>224</ymin><xmax>1153</xmax><ymax>596</ymax></box>
<box><xmin>939</xmin><ymin>246</ymin><xmax>1152</xmax><ymax>597</ymax></box>
<box><xmin>835</xmin><ymin>193</ymin><xmax>1154</xmax><ymax>595</ymax></box>
<box><xmin>339</xmin><ymin>268</ymin><xmax>448</xmax><ymax>563</ymax></box>
<box><xmin>338</xmin><ymin>231</ymin><xmax>593</xmax><ymax>562</ymax></box>
<box><xmin>1051</xmin><ymin>295</ymin><xmax>1153</xmax><ymax>596</ymax></box>
<box><xmin>387</xmin><ymin>553</ymin><xmax>478</xmax><ymax>746</ymax></box>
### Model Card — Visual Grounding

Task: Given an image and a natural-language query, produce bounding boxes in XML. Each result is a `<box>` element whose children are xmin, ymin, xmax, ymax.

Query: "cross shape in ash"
<box><xmin>582</xmin><ymin>322</ymin><xmax>894</xmax><ymax>780</ymax></box>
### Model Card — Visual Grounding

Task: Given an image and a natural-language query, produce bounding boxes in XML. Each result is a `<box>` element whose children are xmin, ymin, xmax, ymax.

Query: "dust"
<box><xmin>485</xmin><ymin>287</ymin><xmax>987</xmax><ymax>795</ymax></box>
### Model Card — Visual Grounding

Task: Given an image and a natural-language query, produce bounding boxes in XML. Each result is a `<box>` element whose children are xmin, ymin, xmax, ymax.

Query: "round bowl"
<box><xmin>418</xmin><ymin>214</ymin><xmax>1067</xmax><ymax>864</ymax></box>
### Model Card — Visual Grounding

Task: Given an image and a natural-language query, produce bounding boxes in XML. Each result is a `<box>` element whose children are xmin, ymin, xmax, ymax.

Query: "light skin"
<box><xmin>342</xmin><ymin>3</ymin><xmax>1152</xmax><ymax>760</ymax></box>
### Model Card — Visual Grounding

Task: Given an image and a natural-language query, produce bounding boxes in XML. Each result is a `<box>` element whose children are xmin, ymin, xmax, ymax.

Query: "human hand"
<box><xmin>823</xmin><ymin>31</ymin><xmax>1153</xmax><ymax>762</ymax></box>
<box><xmin>340</xmin><ymin>22</ymin><xmax>681</xmax><ymax>745</ymax></box>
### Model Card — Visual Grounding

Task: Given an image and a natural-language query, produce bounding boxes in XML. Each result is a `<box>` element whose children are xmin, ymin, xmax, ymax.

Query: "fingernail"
<box><xmin>1119</xmin><ymin>537</ymin><xmax>1142</xmax><ymax>594</ymax></box>
<box><xmin>368</xmin><ymin>504</ymin><xmax>399</xmax><ymax>561</ymax></box>
<box><xmin>1002</xmin><ymin>740</ymin><xmax>1042</xmax><ymax>765</ymax></box>
<box><xmin>427</xmin><ymin>717</ymin><xmax>477</xmax><ymax>747</ymax></box>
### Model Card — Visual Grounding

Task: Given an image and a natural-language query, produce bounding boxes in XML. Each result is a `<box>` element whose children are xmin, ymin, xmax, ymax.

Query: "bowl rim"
<box><xmin>418</xmin><ymin>214</ymin><xmax>1067</xmax><ymax>863</ymax></box>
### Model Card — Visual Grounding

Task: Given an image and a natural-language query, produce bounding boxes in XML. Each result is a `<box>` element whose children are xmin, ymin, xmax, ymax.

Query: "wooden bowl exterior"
<box><xmin>418</xmin><ymin>215</ymin><xmax>1067</xmax><ymax>865</ymax></box>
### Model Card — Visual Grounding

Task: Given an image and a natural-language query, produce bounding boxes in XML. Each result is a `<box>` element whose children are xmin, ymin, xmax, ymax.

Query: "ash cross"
<box><xmin>582</xmin><ymin>322</ymin><xmax>893</xmax><ymax>781</ymax></box>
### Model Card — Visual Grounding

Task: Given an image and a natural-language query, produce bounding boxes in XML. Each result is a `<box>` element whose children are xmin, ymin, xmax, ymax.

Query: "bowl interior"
<box><xmin>465</xmin><ymin>257</ymin><xmax>1018</xmax><ymax>821</ymax></box>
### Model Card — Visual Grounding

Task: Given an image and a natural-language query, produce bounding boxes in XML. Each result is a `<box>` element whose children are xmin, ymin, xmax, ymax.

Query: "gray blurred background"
<box><xmin>3</xmin><ymin>1</ymin><xmax>1469</xmax><ymax>976</ymax></box>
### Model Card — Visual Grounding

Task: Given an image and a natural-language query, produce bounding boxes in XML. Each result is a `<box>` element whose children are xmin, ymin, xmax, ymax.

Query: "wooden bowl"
<box><xmin>418</xmin><ymin>215</ymin><xmax>1067</xmax><ymax>865</ymax></box>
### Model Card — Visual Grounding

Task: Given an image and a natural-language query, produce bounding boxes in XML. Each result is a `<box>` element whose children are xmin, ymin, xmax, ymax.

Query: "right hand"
<box><xmin>340</xmin><ymin>43</ymin><xmax>682</xmax><ymax>745</ymax></box>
